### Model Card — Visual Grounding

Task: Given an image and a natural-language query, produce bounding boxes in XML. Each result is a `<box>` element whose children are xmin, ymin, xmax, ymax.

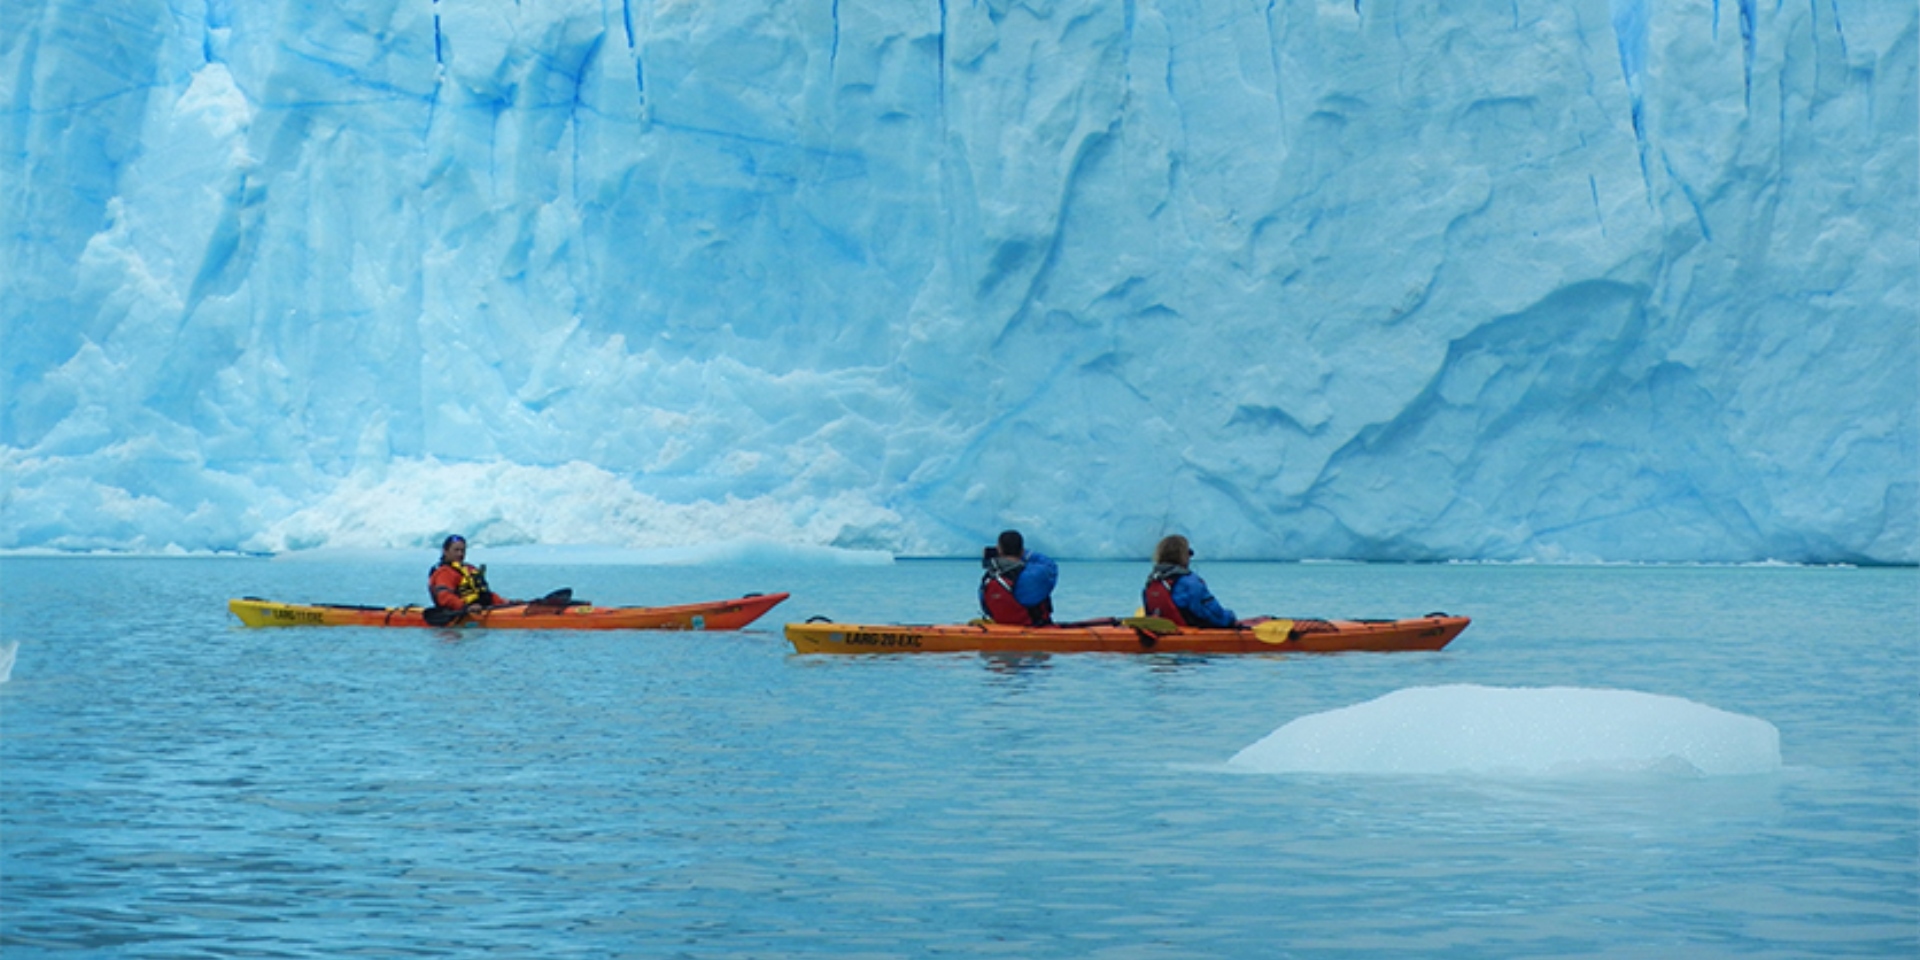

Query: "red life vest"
<box><xmin>1142</xmin><ymin>575</ymin><xmax>1190</xmax><ymax>626</ymax></box>
<box><xmin>980</xmin><ymin>572</ymin><xmax>1053</xmax><ymax>626</ymax></box>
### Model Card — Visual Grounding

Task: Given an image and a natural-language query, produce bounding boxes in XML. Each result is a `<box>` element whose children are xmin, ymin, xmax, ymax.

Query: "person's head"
<box><xmin>441</xmin><ymin>534</ymin><xmax>467</xmax><ymax>564</ymax></box>
<box><xmin>996</xmin><ymin>530</ymin><xmax>1025</xmax><ymax>557</ymax></box>
<box><xmin>1153</xmin><ymin>535</ymin><xmax>1192</xmax><ymax>566</ymax></box>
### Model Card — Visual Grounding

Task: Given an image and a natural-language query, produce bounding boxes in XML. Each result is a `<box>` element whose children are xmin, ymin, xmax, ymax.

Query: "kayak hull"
<box><xmin>229</xmin><ymin>593</ymin><xmax>789</xmax><ymax>631</ymax></box>
<box><xmin>784</xmin><ymin>614</ymin><xmax>1468</xmax><ymax>655</ymax></box>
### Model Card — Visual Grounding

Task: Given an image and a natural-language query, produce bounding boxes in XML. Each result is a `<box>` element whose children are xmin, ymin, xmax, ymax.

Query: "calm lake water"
<box><xmin>2</xmin><ymin>557</ymin><xmax>1915</xmax><ymax>958</ymax></box>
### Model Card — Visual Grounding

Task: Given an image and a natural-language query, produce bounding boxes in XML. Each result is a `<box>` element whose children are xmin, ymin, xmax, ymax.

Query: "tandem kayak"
<box><xmin>229</xmin><ymin>592</ymin><xmax>789</xmax><ymax>631</ymax></box>
<box><xmin>784</xmin><ymin>613</ymin><xmax>1468</xmax><ymax>655</ymax></box>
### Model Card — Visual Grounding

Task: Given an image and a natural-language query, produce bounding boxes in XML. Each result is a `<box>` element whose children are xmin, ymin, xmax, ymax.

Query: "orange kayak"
<box><xmin>229</xmin><ymin>592</ymin><xmax>789</xmax><ymax>631</ymax></box>
<box><xmin>784</xmin><ymin>613</ymin><xmax>1469</xmax><ymax>655</ymax></box>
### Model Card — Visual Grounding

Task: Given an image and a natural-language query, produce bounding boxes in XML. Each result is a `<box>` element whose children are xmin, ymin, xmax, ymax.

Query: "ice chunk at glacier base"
<box><xmin>1228</xmin><ymin>685</ymin><xmax>1781</xmax><ymax>777</ymax></box>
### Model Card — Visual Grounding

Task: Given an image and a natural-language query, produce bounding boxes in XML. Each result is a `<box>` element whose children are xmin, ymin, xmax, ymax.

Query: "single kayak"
<box><xmin>784</xmin><ymin>613</ymin><xmax>1469</xmax><ymax>655</ymax></box>
<box><xmin>229</xmin><ymin>592</ymin><xmax>789</xmax><ymax>631</ymax></box>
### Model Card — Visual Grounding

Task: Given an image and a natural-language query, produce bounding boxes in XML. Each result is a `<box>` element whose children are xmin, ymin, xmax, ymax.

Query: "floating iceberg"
<box><xmin>1228</xmin><ymin>684</ymin><xmax>1782</xmax><ymax>777</ymax></box>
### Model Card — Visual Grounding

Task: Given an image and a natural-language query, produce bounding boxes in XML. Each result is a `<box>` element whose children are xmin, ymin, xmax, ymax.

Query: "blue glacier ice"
<box><xmin>2</xmin><ymin>0</ymin><xmax>1915</xmax><ymax>561</ymax></box>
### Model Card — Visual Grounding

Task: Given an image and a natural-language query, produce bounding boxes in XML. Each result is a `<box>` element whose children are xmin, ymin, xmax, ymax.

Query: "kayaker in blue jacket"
<box><xmin>979</xmin><ymin>529</ymin><xmax>1059</xmax><ymax>626</ymax></box>
<box><xmin>1143</xmin><ymin>534</ymin><xmax>1237</xmax><ymax>628</ymax></box>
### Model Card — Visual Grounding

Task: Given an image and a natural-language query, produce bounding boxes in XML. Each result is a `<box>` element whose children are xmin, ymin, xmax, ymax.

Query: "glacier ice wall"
<box><xmin>2</xmin><ymin>0</ymin><xmax>1915</xmax><ymax>561</ymax></box>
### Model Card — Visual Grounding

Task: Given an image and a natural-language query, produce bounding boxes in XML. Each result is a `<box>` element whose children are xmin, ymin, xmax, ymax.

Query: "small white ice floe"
<box><xmin>1229</xmin><ymin>684</ymin><xmax>1780</xmax><ymax>777</ymax></box>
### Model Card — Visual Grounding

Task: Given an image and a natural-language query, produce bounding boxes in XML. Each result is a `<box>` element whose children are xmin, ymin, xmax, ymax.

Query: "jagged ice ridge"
<box><xmin>2</xmin><ymin>0</ymin><xmax>1915</xmax><ymax>561</ymax></box>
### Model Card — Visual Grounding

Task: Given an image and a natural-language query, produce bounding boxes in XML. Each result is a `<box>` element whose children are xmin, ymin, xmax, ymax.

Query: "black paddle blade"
<box><xmin>423</xmin><ymin>606</ymin><xmax>460</xmax><ymax>627</ymax></box>
<box><xmin>524</xmin><ymin>588</ymin><xmax>587</xmax><ymax>614</ymax></box>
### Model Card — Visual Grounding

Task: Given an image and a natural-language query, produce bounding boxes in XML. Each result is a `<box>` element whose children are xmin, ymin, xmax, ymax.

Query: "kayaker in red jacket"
<box><xmin>429</xmin><ymin>535</ymin><xmax>510</xmax><ymax>614</ymax></box>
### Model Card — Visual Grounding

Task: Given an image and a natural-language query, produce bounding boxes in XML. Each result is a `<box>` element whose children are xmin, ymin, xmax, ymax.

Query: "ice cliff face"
<box><xmin>2</xmin><ymin>0</ymin><xmax>1915</xmax><ymax>562</ymax></box>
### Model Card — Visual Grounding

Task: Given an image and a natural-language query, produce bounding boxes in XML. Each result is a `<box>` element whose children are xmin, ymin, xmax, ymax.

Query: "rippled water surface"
<box><xmin>3</xmin><ymin>558</ymin><xmax>1915</xmax><ymax>958</ymax></box>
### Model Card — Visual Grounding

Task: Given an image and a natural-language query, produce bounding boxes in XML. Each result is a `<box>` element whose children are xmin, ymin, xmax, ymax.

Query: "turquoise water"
<box><xmin>2</xmin><ymin>557</ymin><xmax>1915</xmax><ymax>958</ymax></box>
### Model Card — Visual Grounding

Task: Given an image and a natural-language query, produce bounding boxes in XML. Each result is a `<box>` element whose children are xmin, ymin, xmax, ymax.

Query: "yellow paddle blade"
<box><xmin>1121</xmin><ymin>616</ymin><xmax>1179</xmax><ymax>635</ymax></box>
<box><xmin>1252</xmin><ymin>619</ymin><xmax>1296</xmax><ymax>644</ymax></box>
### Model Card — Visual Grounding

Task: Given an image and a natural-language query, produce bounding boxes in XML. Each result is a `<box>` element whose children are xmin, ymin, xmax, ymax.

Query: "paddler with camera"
<box><xmin>977</xmin><ymin>529</ymin><xmax>1059</xmax><ymax>626</ymax></box>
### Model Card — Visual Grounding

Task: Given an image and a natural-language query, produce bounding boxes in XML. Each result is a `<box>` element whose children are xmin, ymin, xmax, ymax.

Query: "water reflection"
<box><xmin>431</xmin><ymin>627</ymin><xmax>474</xmax><ymax>644</ymax></box>
<box><xmin>1141</xmin><ymin>652</ymin><xmax>1221</xmax><ymax>673</ymax></box>
<box><xmin>979</xmin><ymin>652</ymin><xmax>1053</xmax><ymax>678</ymax></box>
